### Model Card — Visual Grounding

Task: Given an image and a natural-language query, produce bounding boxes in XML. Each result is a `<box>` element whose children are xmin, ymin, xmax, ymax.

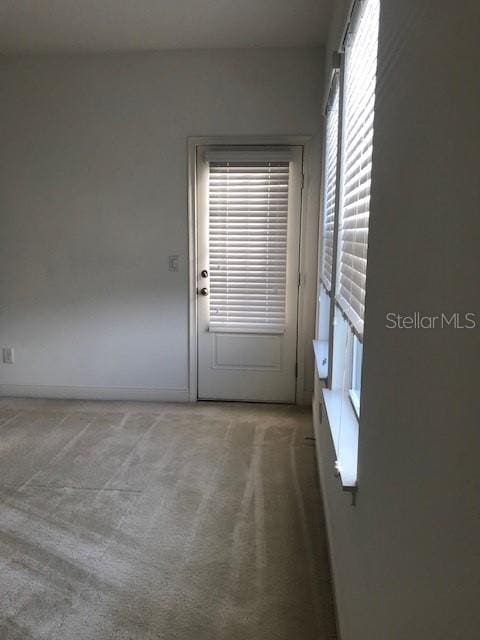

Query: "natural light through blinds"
<box><xmin>336</xmin><ymin>0</ymin><xmax>380</xmax><ymax>339</ymax></box>
<box><xmin>321</xmin><ymin>76</ymin><xmax>340</xmax><ymax>294</ymax></box>
<box><xmin>208</xmin><ymin>160</ymin><xmax>290</xmax><ymax>332</ymax></box>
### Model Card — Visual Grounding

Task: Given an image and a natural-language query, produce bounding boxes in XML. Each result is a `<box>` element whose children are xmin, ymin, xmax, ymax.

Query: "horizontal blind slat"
<box><xmin>208</xmin><ymin>159</ymin><xmax>289</xmax><ymax>331</ymax></box>
<box><xmin>335</xmin><ymin>0</ymin><xmax>380</xmax><ymax>339</ymax></box>
<box><xmin>321</xmin><ymin>77</ymin><xmax>340</xmax><ymax>293</ymax></box>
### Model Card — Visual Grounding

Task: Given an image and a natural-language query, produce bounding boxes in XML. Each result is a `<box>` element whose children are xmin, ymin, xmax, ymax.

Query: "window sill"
<box><xmin>313</xmin><ymin>339</ymin><xmax>328</xmax><ymax>379</ymax></box>
<box><xmin>321</xmin><ymin>388</ymin><xmax>359</xmax><ymax>488</ymax></box>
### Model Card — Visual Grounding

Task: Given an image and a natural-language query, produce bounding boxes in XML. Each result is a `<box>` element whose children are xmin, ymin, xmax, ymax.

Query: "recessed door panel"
<box><xmin>212</xmin><ymin>333</ymin><xmax>282</xmax><ymax>370</ymax></box>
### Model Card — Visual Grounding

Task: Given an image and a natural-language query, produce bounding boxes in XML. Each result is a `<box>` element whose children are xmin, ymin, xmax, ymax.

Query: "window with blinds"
<box><xmin>336</xmin><ymin>0</ymin><xmax>380</xmax><ymax>340</ymax></box>
<box><xmin>321</xmin><ymin>75</ymin><xmax>340</xmax><ymax>294</ymax></box>
<box><xmin>208</xmin><ymin>160</ymin><xmax>290</xmax><ymax>333</ymax></box>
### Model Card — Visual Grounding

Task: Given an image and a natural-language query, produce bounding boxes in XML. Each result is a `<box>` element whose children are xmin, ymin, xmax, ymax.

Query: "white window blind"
<box><xmin>336</xmin><ymin>0</ymin><xmax>380</xmax><ymax>340</ymax></box>
<box><xmin>208</xmin><ymin>160</ymin><xmax>290</xmax><ymax>333</ymax></box>
<box><xmin>321</xmin><ymin>76</ymin><xmax>340</xmax><ymax>294</ymax></box>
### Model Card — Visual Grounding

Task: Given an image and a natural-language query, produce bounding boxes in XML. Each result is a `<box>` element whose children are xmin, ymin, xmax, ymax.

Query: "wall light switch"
<box><xmin>2</xmin><ymin>347</ymin><xmax>14</xmax><ymax>364</ymax></box>
<box><xmin>168</xmin><ymin>255</ymin><xmax>179</xmax><ymax>272</ymax></box>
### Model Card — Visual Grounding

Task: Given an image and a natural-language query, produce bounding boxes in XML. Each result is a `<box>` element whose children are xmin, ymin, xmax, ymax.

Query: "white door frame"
<box><xmin>187</xmin><ymin>135</ymin><xmax>313</xmax><ymax>404</ymax></box>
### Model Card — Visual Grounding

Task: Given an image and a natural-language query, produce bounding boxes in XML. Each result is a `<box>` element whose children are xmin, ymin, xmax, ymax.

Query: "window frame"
<box><xmin>315</xmin><ymin>65</ymin><xmax>343</xmax><ymax>381</ymax></box>
<box><xmin>314</xmin><ymin>0</ymin><xmax>380</xmax><ymax>488</ymax></box>
<box><xmin>349</xmin><ymin>334</ymin><xmax>363</xmax><ymax>417</ymax></box>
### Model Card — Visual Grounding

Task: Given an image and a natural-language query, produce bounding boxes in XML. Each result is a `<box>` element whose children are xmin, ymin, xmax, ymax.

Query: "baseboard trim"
<box><xmin>312</xmin><ymin>390</ymin><xmax>344</xmax><ymax>640</ymax></box>
<box><xmin>0</xmin><ymin>384</ymin><xmax>190</xmax><ymax>403</ymax></box>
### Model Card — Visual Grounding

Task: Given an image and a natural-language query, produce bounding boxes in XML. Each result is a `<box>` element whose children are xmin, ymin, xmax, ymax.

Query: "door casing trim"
<box><xmin>187</xmin><ymin>135</ymin><xmax>313</xmax><ymax>404</ymax></box>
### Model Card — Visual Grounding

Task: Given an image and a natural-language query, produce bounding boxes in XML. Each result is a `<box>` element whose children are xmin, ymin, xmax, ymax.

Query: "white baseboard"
<box><xmin>0</xmin><ymin>384</ymin><xmax>190</xmax><ymax>403</ymax></box>
<box><xmin>312</xmin><ymin>389</ymin><xmax>344</xmax><ymax>640</ymax></box>
<box><xmin>0</xmin><ymin>383</ymin><xmax>311</xmax><ymax>405</ymax></box>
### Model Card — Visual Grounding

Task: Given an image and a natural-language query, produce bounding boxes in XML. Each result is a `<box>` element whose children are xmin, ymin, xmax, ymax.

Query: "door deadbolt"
<box><xmin>200</xmin><ymin>287</ymin><xmax>209</xmax><ymax>296</ymax></box>
<box><xmin>201</xmin><ymin>269</ymin><xmax>208</xmax><ymax>278</ymax></box>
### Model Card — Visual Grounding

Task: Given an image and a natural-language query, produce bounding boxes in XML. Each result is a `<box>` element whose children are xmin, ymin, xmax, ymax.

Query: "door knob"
<box><xmin>201</xmin><ymin>269</ymin><xmax>208</xmax><ymax>278</ymax></box>
<box><xmin>200</xmin><ymin>287</ymin><xmax>208</xmax><ymax>296</ymax></box>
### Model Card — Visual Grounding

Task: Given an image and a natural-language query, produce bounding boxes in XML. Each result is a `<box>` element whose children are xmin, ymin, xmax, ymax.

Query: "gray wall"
<box><xmin>314</xmin><ymin>1</ymin><xmax>480</xmax><ymax>638</ymax></box>
<box><xmin>0</xmin><ymin>48</ymin><xmax>323</xmax><ymax>400</ymax></box>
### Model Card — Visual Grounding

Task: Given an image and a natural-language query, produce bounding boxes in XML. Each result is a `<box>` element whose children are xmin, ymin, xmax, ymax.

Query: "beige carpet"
<box><xmin>0</xmin><ymin>398</ymin><xmax>336</xmax><ymax>640</ymax></box>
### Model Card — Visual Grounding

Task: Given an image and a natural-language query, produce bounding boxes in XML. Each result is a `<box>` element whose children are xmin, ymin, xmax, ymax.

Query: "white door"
<box><xmin>196</xmin><ymin>145</ymin><xmax>303</xmax><ymax>402</ymax></box>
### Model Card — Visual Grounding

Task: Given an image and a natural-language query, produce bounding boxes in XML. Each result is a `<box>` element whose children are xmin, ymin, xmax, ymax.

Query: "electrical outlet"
<box><xmin>168</xmin><ymin>255</ymin><xmax>179</xmax><ymax>272</ymax></box>
<box><xmin>2</xmin><ymin>347</ymin><xmax>14</xmax><ymax>364</ymax></box>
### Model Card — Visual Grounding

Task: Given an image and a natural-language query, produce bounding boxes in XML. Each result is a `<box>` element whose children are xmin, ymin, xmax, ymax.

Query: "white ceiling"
<box><xmin>0</xmin><ymin>0</ymin><xmax>334</xmax><ymax>54</ymax></box>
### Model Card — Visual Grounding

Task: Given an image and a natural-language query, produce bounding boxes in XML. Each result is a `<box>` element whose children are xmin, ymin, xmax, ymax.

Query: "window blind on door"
<box><xmin>208</xmin><ymin>160</ymin><xmax>290</xmax><ymax>333</ymax></box>
<box><xmin>336</xmin><ymin>0</ymin><xmax>380</xmax><ymax>340</ymax></box>
<box><xmin>321</xmin><ymin>76</ymin><xmax>340</xmax><ymax>294</ymax></box>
